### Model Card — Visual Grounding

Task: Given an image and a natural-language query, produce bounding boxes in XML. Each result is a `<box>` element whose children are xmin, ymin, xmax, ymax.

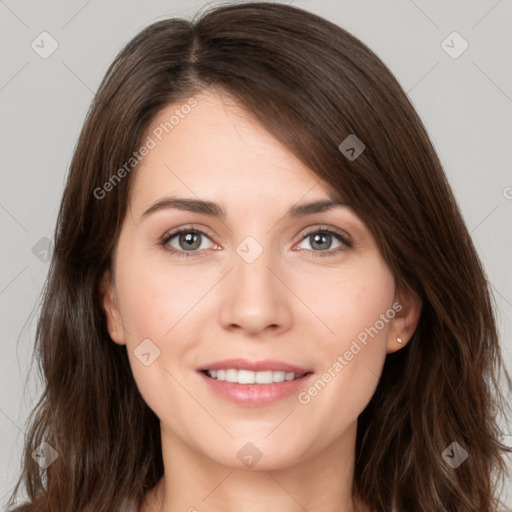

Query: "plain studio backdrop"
<box><xmin>1</xmin><ymin>0</ymin><xmax>511</xmax><ymax>508</ymax></box>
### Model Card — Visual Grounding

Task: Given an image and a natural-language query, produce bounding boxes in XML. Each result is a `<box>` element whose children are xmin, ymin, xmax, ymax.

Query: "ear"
<box><xmin>98</xmin><ymin>269</ymin><xmax>127</xmax><ymax>345</ymax></box>
<box><xmin>386</xmin><ymin>286</ymin><xmax>422</xmax><ymax>354</ymax></box>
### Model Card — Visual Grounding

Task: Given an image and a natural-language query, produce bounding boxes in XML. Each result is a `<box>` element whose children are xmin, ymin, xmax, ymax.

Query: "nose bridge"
<box><xmin>219</xmin><ymin>232</ymin><xmax>290</xmax><ymax>333</ymax></box>
<box><xmin>234</xmin><ymin>232</ymin><xmax>280</xmax><ymax>301</ymax></box>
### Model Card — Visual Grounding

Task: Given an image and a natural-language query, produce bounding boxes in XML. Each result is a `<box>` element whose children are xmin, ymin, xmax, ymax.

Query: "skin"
<box><xmin>101</xmin><ymin>89</ymin><xmax>421</xmax><ymax>512</ymax></box>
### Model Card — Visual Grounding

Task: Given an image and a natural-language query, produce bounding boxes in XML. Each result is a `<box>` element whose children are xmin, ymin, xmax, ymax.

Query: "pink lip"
<box><xmin>197</xmin><ymin>358</ymin><xmax>312</xmax><ymax>374</ymax></box>
<box><xmin>196</xmin><ymin>358</ymin><xmax>314</xmax><ymax>407</ymax></box>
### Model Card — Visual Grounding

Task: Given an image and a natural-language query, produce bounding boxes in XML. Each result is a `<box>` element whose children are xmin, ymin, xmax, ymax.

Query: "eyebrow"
<box><xmin>140</xmin><ymin>196</ymin><xmax>347</xmax><ymax>221</ymax></box>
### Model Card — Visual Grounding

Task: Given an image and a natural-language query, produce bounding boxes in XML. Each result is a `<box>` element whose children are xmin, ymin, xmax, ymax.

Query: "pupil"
<box><xmin>181</xmin><ymin>232</ymin><xmax>200</xmax><ymax>250</ymax></box>
<box><xmin>312</xmin><ymin>233</ymin><xmax>330</xmax><ymax>250</ymax></box>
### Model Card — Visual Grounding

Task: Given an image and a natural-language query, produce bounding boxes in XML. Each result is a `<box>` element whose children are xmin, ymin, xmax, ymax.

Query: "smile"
<box><xmin>204</xmin><ymin>369</ymin><xmax>307</xmax><ymax>384</ymax></box>
<box><xmin>197</xmin><ymin>359</ymin><xmax>314</xmax><ymax>406</ymax></box>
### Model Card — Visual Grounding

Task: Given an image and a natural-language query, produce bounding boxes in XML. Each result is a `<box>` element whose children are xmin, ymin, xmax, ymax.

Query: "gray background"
<box><xmin>1</xmin><ymin>0</ymin><xmax>511</xmax><ymax>508</ymax></box>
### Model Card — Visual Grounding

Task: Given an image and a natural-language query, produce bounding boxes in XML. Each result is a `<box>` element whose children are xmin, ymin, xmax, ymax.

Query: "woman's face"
<box><xmin>102</xmin><ymin>89</ymin><xmax>417</xmax><ymax>471</ymax></box>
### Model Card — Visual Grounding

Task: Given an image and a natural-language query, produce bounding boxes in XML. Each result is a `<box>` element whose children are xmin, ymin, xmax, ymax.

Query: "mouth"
<box><xmin>197</xmin><ymin>359</ymin><xmax>314</xmax><ymax>406</ymax></box>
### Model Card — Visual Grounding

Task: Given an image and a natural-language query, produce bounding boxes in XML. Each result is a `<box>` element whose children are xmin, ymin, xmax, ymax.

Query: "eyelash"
<box><xmin>159</xmin><ymin>226</ymin><xmax>353</xmax><ymax>259</ymax></box>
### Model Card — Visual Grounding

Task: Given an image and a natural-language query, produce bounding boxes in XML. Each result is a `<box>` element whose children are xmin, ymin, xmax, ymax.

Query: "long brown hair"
<box><xmin>7</xmin><ymin>2</ymin><xmax>511</xmax><ymax>511</ymax></box>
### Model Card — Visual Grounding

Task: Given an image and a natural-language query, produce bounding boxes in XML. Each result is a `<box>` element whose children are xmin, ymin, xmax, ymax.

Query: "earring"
<box><xmin>396</xmin><ymin>337</ymin><xmax>403</xmax><ymax>343</ymax></box>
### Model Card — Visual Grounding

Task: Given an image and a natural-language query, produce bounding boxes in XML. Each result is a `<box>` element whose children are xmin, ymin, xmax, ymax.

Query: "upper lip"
<box><xmin>197</xmin><ymin>358</ymin><xmax>313</xmax><ymax>374</ymax></box>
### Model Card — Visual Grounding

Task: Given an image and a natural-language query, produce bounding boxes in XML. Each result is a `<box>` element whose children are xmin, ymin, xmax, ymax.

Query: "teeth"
<box><xmin>205</xmin><ymin>369</ymin><xmax>304</xmax><ymax>384</ymax></box>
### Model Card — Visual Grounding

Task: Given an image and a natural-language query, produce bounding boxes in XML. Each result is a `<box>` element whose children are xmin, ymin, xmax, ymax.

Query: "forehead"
<box><xmin>128</xmin><ymin>90</ymin><xmax>339</xmax><ymax>216</ymax></box>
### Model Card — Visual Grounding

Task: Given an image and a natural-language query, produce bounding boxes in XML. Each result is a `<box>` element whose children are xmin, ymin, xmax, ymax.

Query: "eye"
<box><xmin>160</xmin><ymin>226</ymin><xmax>352</xmax><ymax>259</ymax></box>
<box><xmin>295</xmin><ymin>227</ymin><xmax>352</xmax><ymax>257</ymax></box>
<box><xmin>160</xmin><ymin>227</ymin><xmax>218</xmax><ymax>258</ymax></box>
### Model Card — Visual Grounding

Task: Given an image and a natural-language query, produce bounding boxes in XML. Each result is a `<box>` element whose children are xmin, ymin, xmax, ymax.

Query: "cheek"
<box><xmin>298</xmin><ymin>258</ymin><xmax>395</xmax><ymax>416</ymax></box>
<box><xmin>113</xmin><ymin>245</ymin><xmax>210</xmax><ymax>405</ymax></box>
<box><xmin>115</xmin><ymin>244</ymin><xmax>203</xmax><ymax>342</ymax></box>
<box><xmin>314</xmin><ymin>257</ymin><xmax>396</xmax><ymax>348</ymax></box>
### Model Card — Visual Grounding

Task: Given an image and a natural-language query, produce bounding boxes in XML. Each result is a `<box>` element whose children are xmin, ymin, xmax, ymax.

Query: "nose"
<box><xmin>218</xmin><ymin>240</ymin><xmax>293</xmax><ymax>336</ymax></box>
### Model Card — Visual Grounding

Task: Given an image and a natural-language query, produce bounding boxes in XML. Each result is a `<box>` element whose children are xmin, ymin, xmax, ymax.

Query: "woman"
<box><xmin>7</xmin><ymin>2</ymin><xmax>511</xmax><ymax>511</ymax></box>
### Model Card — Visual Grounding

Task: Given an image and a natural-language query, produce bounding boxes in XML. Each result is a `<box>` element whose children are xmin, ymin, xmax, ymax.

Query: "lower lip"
<box><xmin>198</xmin><ymin>371</ymin><xmax>314</xmax><ymax>407</ymax></box>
